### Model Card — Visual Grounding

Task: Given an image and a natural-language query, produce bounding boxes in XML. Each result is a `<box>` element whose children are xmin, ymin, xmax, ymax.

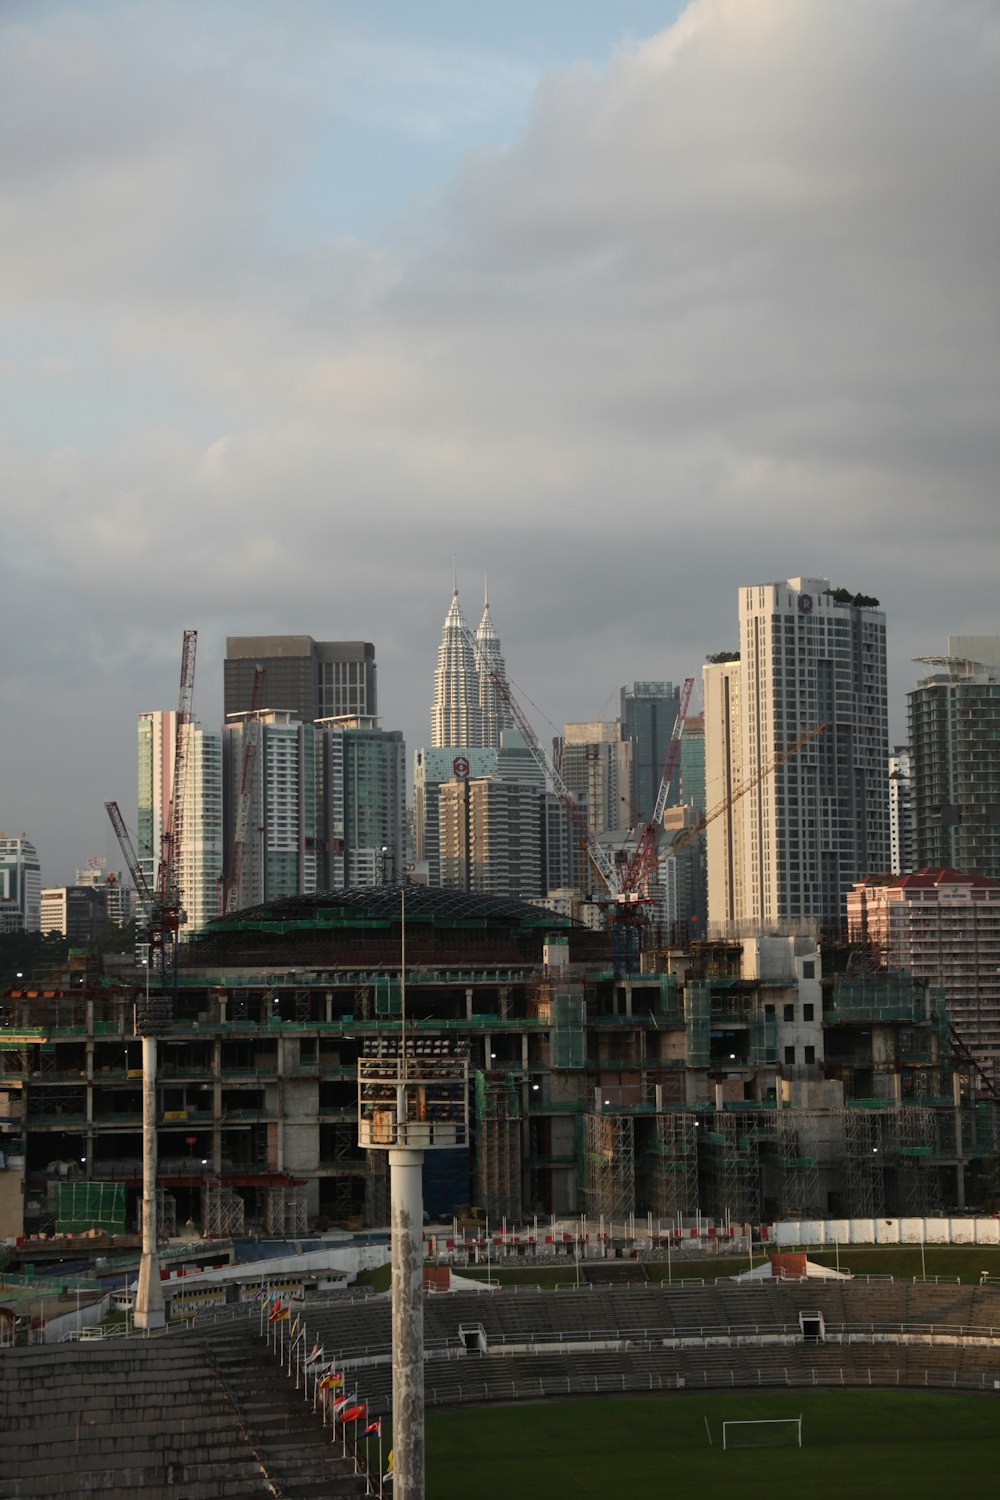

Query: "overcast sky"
<box><xmin>2</xmin><ymin>0</ymin><xmax>998</xmax><ymax>885</ymax></box>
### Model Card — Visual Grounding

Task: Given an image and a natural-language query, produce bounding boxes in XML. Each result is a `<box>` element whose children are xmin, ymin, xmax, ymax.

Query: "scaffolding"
<box><xmin>757</xmin><ymin>1114</ymin><xmax>820</xmax><ymax>1219</ymax></box>
<box><xmin>475</xmin><ymin>1071</ymin><xmax>521</xmax><ymax>1221</ymax></box>
<box><xmin>700</xmin><ymin>1112</ymin><xmax>760</xmax><ymax>1225</ymax></box>
<box><xmin>844</xmin><ymin>1109</ymin><xmax>886</xmax><ymax>1216</ymax></box>
<box><xmin>202</xmin><ymin>1182</ymin><xmax>245</xmax><ymax>1237</ymax></box>
<box><xmin>551</xmin><ymin>994</ymin><xmax>585</xmax><ymax>1069</ymax></box>
<box><xmin>55</xmin><ymin>1181</ymin><xmax>125</xmax><ymax>1235</ymax></box>
<box><xmin>648</xmin><ymin>1112</ymin><xmax>699</xmax><ymax>1219</ymax></box>
<box><xmin>843</xmin><ymin>1106</ymin><xmax>940</xmax><ymax>1217</ymax></box>
<box><xmin>684</xmin><ymin>983</ymin><xmax>711</xmax><ymax>1068</ymax></box>
<box><xmin>584</xmin><ymin>1112</ymin><xmax>635</xmax><ymax>1222</ymax></box>
<box><xmin>157</xmin><ymin>1188</ymin><xmax>177</xmax><ymax>1239</ymax></box>
<box><xmin>264</xmin><ymin>1185</ymin><xmax>308</xmax><ymax>1236</ymax></box>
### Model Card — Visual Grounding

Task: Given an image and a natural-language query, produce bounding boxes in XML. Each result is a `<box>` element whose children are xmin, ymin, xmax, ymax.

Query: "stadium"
<box><xmin>3</xmin><ymin>1255</ymin><xmax>1000</xmax><ymax>1498</ymax></box>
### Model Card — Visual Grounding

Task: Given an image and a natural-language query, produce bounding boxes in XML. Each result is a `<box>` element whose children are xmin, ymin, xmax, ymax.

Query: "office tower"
<box><xmin>475</xmin><ymin>583</ymin><xmax>509</xmax><ymax>750</ymax></box>
<box><xmin>315</xmin><ymin>717</ymin><xmax>406</xmax><ymax>887</ymax></box>
<box><xmin>908</xmin><ymin>639</ymin><xmax>1000</xmax><ymax>880</ymax></box>
<box><xmin>138</xmin><ymin>713</ymin><xmax>223</xmax><ymax>935</ymax></box>
<box><xmin>888</xmin><ymin>747</ymin><xmax>913</xmax><ymax>876</ymax></box>
<box><xmin>223</xmin><ymin>712</ymin><xmax>317</xmax><ymax>907</ymax></box>
<box><xmin>413</xmin><ymin>747</ymin><xmax>498</xmax><ymax>885</ymax></box>
<box><xmin>704</xmin><ymin>578</ymin><xmax>889</xmax><ymax>931</ymax></box>
<box><xmin>703</xmin><ymin>657</ymin><xmax>745</xmax><ymax>930</ymax></box>
<box><xmin>439</xmin><ymin>776</ymin><xmax>545</xmax><ymax>898</ymax></box>
<box><xmin>0</xmin><ymin>835</ymin><xmax>41</xmax><ymax>933</ymax></box>
<box><xmin>40</xmin><ymin>885</ymin><xmax>107</xmax><ymax>943</ymax></box>
<box><xmin>620</xmin><ymin>682</ymin><xmax>679</xmax><ymax>827</ymax></box>
<box><xmin>662</xmin><ymin>806</ymin><xmax>707</xmax><ymax>941</ymax></box>
<box><xmin>225</xmin><ymin>637</ymin><xmax>377</xmax><ymax>725</ymax></box>
<box><xmin>554</xmin><ymin>721</ymin><xmax>633</xmax><ymax>839</ymax></box>
<box><xmin>430</xmin><ymin>591</ymin><xmax>482</xmax><ymax>748</ymax></box>
<box><xmin>848</xmin><ymin>868</ymin><xmax>1000</xmax><ymax>1082</ymax></box>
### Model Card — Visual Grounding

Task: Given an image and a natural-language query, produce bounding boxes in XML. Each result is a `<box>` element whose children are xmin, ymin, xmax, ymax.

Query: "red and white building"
<box><xmin>847</xmin><ymin>867</ymin><xmax>1000</xmax><ymax>1082</ymax></box>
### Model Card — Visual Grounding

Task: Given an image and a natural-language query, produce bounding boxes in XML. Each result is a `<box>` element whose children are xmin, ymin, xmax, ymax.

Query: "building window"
<box><xmin>784</xmin><ymin>1045</ymin><xmax>796</xmax><ymax>1065</ymax></box>
<box><xmin>803</xmin><ymin>1003</ymin><xmax>814</xmax><ymax>1022</ymax></box>
<box><xmin>783</xmin><ymin>1004</ymin><xmax>794</xmax><ymax>1022</ymax></box>
<box><xmin>804</xmin><ymin>1045</ymin><xmax>816</xmax><ymax>1064</ymax></box>
<box><xmin>803</xmin><ymin>960</ymin><xmax>815</xmax><ymax>978</ymax></box>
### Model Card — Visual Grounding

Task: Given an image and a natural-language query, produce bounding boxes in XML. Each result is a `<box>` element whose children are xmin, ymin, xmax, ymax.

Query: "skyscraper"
<box><xmin>888</xmin><ymin>746</ymin><xmax>913</xmax><ymax>876</ymax></box>
<box><xmin>553</xmin><ymin>721</ymin><xmax>633</xmax><ymax>839</ymax></box>
<box><xmin>620</xmin><ymin>682</ymin><xmax>679</xmax><ymax>827</ymax></box>
<box><xmin>908</xmin><ymin>639</ymin><xmax>1000</xmax><ymax>880</ymax></box>
<box><xmin>430</xmin><ymin>591</ymin><xmax>482</xmax><ymax>748</ymax></box>
<box><xmin>0</xmin><ymin>835</ymin><xmax>41</xmax><ymax>933</ymax></box>
<box><xmin>225</xmin><ymin>637</ymin><xmax>377</xmax><ymax>725</ymax></box>
<box><xmin>315</xmin><ymin>717</ymin><xmax>406</xmax><ymax>888</ymax></box>
<box><xmin>137</xmin><ymin>713</ymin><xmax>223</xmax><ymax>935</ymax></box>
<box><xmin>475</xmin><ymin>582</ymin><xmax>509</xmax><ymax>750</ymax></box>
<box><xmin>705</xmin><ymin>578</ymin><xmax>889</xmax><ymax>931</ymax></box>
<box><xmin>222</xmin><ymin>711</ymin><xmax>316</xmax><ymax>908</ymax></box>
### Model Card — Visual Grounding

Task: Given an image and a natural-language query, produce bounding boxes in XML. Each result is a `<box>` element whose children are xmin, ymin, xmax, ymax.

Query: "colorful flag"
<box><xmin>305</xmin><ymin>1343</ymin><xmax>323</xmax><ymax>1366</ymax></box>
<box><xmin>331</xmin><ymin>1393</ymin><xmax>357</xmax><ymax>1415</ymax></box>
<box><xmin>289</xmin><ymin>1315</ymin><xmax>300</xmax><ymax>1339</ymax></box>
<box><xmin>340</xmin><ymin>1404</ymin><xmax>366</xmax><ymax>1424</ymax></box>
<box><xmin>318</xmin><ymin>1372</ymin><xmax>344</xmax><ymax>1390</ymax></box>
<box><xmin>363</xmin><ymin>1419</ymin><xmax>381</xmax><ymax>1437</ymax></box>
<box><xmin>384</xmin><ymin>1449</ymin><xmax>394</xmax><ymax>1479</ymax></box>
<box><xmin>269</xmin><ymin>1304</ymin><xmax>289</xmax><ymax>1323</ymax></box>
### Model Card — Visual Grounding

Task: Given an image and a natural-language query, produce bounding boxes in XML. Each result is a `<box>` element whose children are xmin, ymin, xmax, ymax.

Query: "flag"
<box><xmin>340</xmin><ymin>1404</ymin><xmax>366</xmax><ymax>1424</ymax></box>
<box><xmin>318</xmin><ymin>1372</ymin><xmax>344</xmax><ymax>1390</ymax></box>
<box><xmin>384</xmin><ymin>1449</ymin><xmax>393</xmax><ymax>1479</ymax></box>
<box><xmin>305</xmin><ymin>1343</ymin><xmax>323</xmax><ymax>1366</ymax></box>
<box><xmin>331</xmin><ymin>1393</ymin><xmax>357</xmax><ymax>1415</ymax></box>
<box><xmin>364</xmin><ymin>1419</ymin><xmax>381</xmax><ymax>1437</ymax></box>
<box><xmin>289</xmin><ymin>1315</ymin><xmax>300</xmax><ymax>1339</ymax></box>
<box><xmin>269</xmin><ymin>1304</ymin><xmax>289</xmax><ymax>1323</ymax></box>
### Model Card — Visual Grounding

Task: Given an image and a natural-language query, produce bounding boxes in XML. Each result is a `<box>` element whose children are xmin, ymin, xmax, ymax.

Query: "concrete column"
<box><xmin>953</xmin><ymin>1071</ymin><xmax>966</xmax><ymax>1210</ymax></box>
<box><xmin>465</xmin><ymin>987</ymin><xmax>474</xmax><ymax>1021</ymax></box>
<box><xmin>134</xmin><ymin>1036</ymin><xmax>165</xmax><ymax>1331</ymax></box>
<box><xmin>389</xmin><ymin>1146</ymin><xmax>425</xmax><ymax>1500</ymax></box>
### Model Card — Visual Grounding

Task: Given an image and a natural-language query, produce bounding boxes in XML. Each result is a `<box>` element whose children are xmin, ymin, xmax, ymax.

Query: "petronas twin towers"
<box><xmin>430</xmin><ymin>580</ymin><xmax>509</xmax><ymax>750</ymax></box>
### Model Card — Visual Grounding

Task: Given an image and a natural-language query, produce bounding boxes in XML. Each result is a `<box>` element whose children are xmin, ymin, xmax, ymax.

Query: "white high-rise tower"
<box><xmin>705</xmin><ymin>577</ymin><xmax>889</xmax><ymax>932</ymax></box>
<box><xmin>430</xmin><ymin>587</ymin><xmax>482</xmax><ymax>749</ymax></box>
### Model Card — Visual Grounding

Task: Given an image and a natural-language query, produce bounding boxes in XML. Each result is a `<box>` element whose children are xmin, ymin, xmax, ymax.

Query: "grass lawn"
<box><xmin>425</xmin><ymin>1390</ymin><xmax>1000</xmax><ymax>1500</ymax></box>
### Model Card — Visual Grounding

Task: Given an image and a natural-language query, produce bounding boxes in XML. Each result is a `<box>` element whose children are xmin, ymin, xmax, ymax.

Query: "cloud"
<box><xmin>1</xmin><ymin>0</ymin><xmax>998</xmax><ymax>878</ymax></box>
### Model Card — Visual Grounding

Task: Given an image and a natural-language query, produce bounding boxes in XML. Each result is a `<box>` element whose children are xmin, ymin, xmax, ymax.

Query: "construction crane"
<box><xmin>105</xmin><ymin>629</ymin><xmax>198</xmax><ymax>966</ymax></box>
<box><xmin>665</xmin><ymin>720</ymin><xmax>828</xmax><ymax>861</ymax></box>
<box><xmin>618</xmin><ymin>676</ymin><xmax>695</xmax><ymax>901</ymax></box>
<box><xmin>222</xmin><ymin>664</ymin><xmax>266</xmax><ymax>915</ymax></box>
<box><xmin>462</xmin><ymin>625</ymin><xmax>618</xmax><ymax>896</ymax></box>
<box><xmin>105</xmin><ymin>800</ymin><xmax>155</xmax><ymax>933</ymax></box>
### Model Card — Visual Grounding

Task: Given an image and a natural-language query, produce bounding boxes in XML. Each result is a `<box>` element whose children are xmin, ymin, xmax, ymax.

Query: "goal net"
<box><xmin>722</xmin><ymin>1417</ymin><xmax>802</xmax><ymax>1451</ymax></box>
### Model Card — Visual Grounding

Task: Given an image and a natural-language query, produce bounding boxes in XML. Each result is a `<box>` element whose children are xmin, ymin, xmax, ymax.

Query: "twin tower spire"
<box><xmin>431</xmin><ymin>577</ymin><xmax>508</xmax><ymax>750</ymax></box>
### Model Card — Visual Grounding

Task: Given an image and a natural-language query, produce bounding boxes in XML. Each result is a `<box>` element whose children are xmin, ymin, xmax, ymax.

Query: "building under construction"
<box><xmin>0</xmin><ymin>889</ymin><xmax>994</xmax><ymax>1238</ymax></box>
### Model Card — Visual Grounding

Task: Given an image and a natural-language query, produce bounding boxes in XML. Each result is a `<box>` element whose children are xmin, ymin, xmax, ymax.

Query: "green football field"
<box><xmin>424</xmin><ymin>1390</ymin><xmax>1000</xmax><ymax>1499</ymax></box>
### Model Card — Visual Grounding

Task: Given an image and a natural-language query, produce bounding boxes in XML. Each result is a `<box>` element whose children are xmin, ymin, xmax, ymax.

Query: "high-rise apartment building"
<box><xmin>439</xmin><ymin>775</ymin><xmax>545</xmax><ymax>899</ymax></box>
<box><xmin>705</xmin><ymin>578</ymin><xmax>889</xmax><ymax>932</ymax></box>
<box><xmin>620</xmin><ymin>682</ymin><xmax>679</xmax><ymax>827</ymax></box>
<box><xmin>430</xmin><ymin>591</ymin><xmax>482</xmax><ymax>749</ymax></box>
<box><xmin>40</xmin><ymin>886</ymin><xmax>107</xmax><ymax>944</ymax></box>
<box><xmin>554</xmin><ymin>721</ymin><xmax>633</xmax><ymax>840</ymax></box>
<box><xmin>225</xmin><ymin>637</ymin><xmax>376</xmax><ymax>726</ymax></box>
<box><xmin>847</xmin><ymin>868</ymin><xmax>1000</xmax><ymax>1082</ymax></box>
<box><xmin>137</xmin><ymin>714</ymin><xmax>223</xmax><ymax>935</ymax></box>
<box><xmin>315</xmin><ymin>717</ymin><xmax>406</xmax><ymax>888</ymax></box>
<box><xmin>888</xmin><ymin>747</ymin><xmax>913</xmax><ymax>876</ymax></box>
<box><xmin>223</xmin><ymin>712</ymin><xmax>317</xmax><ymax>908</ymax></box>
<box><xmin>908</xmin><ymin>639</ymin><xmax>1000</xmax><ymax>880</ymax></box>
<box><xmin>413</xmin><ymin>747</ymin><xmax>498</xmax><ymax>886</ymax></box>
<box><xmin>0</xmin><ymin>836</ymin><xmax>41</xmax><ymax>933</ymax></box>
<box><xmin>679</xmin><ymin>712</ymin><xmax>706</xmax><ymax>811</ymax></box>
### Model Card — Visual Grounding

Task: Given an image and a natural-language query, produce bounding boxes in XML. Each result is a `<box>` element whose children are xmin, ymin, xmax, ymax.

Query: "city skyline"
<box><xmin>2</xmin><ymin>0</ymin><xmax>997</xmax><ymax>883</ymax></box>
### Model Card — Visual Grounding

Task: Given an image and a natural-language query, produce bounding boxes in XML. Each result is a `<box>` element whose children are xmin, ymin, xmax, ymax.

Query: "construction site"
<box><xmin>2</xmin><ymin>889</ymin><xmax>998</xmax><ymax>1242</ymax></box>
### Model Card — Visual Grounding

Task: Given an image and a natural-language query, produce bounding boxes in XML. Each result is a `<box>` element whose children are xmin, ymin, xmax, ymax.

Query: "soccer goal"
<box><xmin>722</xmin><ymin>1416</ymin><xmax>802</xmax><ymax>1451</ymax></box>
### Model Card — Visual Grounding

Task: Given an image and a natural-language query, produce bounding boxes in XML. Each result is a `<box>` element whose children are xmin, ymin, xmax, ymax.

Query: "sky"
<box><xmin>1</xmin><ymin>0</ymin><xmax>998</xmax><ymax>885</ymax></box>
